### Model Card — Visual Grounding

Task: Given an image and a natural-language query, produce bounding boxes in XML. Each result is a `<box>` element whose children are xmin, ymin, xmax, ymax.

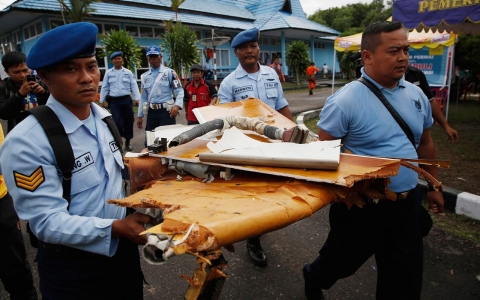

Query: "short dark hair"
<box><xmin>2</xmin><ymin>51</ymin><xmax>27</xmax><ymax>71</ymax></box>
<box><xmin>361</xmin><ymin>21</ymin><xmax>404</xmax><ymax>52</ymax></box>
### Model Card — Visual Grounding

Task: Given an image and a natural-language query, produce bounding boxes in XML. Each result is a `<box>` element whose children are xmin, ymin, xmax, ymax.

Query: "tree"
<box><xmin>337</xmin><ymin>51</ymin><xmax>357</xmax><ymax>80</ymax></box>
<box><xmin>286</xmin><ymin>40</ymin><xmax>310</xmax><ymax>85</ymax></box>
<box><xmin>57</xmin><ymin>0</ymin><xmax>99</xmax><ymax>23</ymax></box>
<box><xmin>161</xmin><ymin>21</ymin><xmax>199</xmax><ymax>82</ymax></box>
<box><xmin>97</xmin><ymin>29</ymin><xmax>143</xmax><ymax>72</ymax></box>
<box><xmin>455</xmin><ymin>34</ymin><xmax>480</xmax><ymax>74</ymax></box>
<box><xmin>308</xmin><ymin>0</ymin><xmax>392</xmax><ymax>32</ymax></box>
<box><xmin>171</xmin><ymin>0</ymin><xmax>186</xmax><ymax>21</ymax></box>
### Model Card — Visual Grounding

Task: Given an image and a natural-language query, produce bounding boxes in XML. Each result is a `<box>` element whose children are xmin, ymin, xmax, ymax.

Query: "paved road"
<box><xmin>2</xmin><ymin>88</ymin><xmax>480</xmax><ymax>299</ymax></box>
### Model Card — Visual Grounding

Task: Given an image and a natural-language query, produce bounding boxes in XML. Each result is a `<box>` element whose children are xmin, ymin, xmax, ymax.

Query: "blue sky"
<box><xmin>300</xmin><ymin>0</ymin><xmax>373</xmax><ymax>15</ymax></box>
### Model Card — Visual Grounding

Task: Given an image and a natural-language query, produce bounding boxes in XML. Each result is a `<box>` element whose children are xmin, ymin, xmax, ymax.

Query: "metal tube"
<box><xmin>168</xmin><ymin>119</ymin><xmax>225</xmax><ymax>147</ymax></box>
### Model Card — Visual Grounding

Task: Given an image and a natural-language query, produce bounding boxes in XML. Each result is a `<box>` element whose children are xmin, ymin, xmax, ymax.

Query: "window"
<box><xmin>95</xmin><ymin>47</ymin><xmax>108</xmax><ymax>82</ymax></box>
<box><xmin>0</xmin><ymin>35</ymin><xmax>13</xmax><ymax>56</ymax></box>
<box><xmin>23</xmin><ymin>21</ymin><xmax>43</xmax><ymax>41</ymax></box>
<box><xmin>125</xmin><ymin>25</ymin><xmax>164</xmax><ymax>38</ymax></box>
<box><xmin>314</xmin><ymin>41</ymin><xmax>325</xmax><ymax>49</ymax></box>
<box><xmin>104</xmin><ymin>23</ymin><xmax>120</xmax><ymax>33</ymax></box>
<box><xmin>194</xmin><ymin>30</ymin><xmax>201</xmax><ymax>40</ymax></box>
<box><xmin>215</xmin><ymin>49</ymin><xmax>230</xmax><ymax>66</ymax></box>
<box><xmin>259</xmin><ymin>37</ymin><xmax>269</xmax><ymax>45</ymax></box>
<box><xmin>92</xmin><ymin>23</ymin><xmax>121</xmax><ymax>34</ymax></box>
<box><xmin>12</xmin><ymin>31</ymin><xmax>20</xmax><ymax>45</ymax></box>
<box><xmin>126</xmin><ymin>25</ymin><xmax>138</xmax><ymax>37</ymax></box>
<box><xmin>154</xmin><ymin>28</ymin><xmax>164</xmax><ymax>38</ymax></box>
<box><xmin>140</xmin><ymin>26</ymin><xmax>154</xmax><ymax>37</ymax></box>
<box><xmin>197</xmin><ymin>48</ymin><xmax>204</xmax><ymax>65</ymax></box>
<box><xmin>271</xmin><ymin>38</ymin><xmax>281</xmax><ymax>46</ymax></box>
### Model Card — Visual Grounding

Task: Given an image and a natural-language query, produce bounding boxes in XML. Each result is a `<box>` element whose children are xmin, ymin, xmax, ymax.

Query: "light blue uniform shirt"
<box><xmin>99</xmin><ymin>67</ymin><xmax>141</xmax><ymax>103</ymax></box>
<box><xmin>218</xmin><ymin>63</ymin><xmax>289</xmax><ymax>111</ymax></box>
<box><xmin>0</xmin><ymin>97</ymin><xmax>125</xmax><ymax>256</ymax></box>
<box><xmin>318</xmin><ymin>69</ymin><xmax>433</xmax><ymax>192</ymax></box>
<box><xmin>138</xmin><ymin>65</ymin><xmax>184</xmax><ymax>118</ymax></box>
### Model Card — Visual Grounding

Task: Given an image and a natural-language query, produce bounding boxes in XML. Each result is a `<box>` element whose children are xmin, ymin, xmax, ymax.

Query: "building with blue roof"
<box><xmin>0</xmin><ymin>0</ymin><xmax>340</xmax><ymax>82</ymax></box>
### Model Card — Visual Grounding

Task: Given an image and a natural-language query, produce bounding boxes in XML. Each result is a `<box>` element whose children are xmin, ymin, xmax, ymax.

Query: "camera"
<box><xmin>26</xmin><ymin>74</ymin><xmax>36</xmax><ymax>82</ymax></box>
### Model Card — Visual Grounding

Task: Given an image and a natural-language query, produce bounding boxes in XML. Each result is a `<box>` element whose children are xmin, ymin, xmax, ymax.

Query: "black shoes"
<box><xmin>309</xmin><ymin>90</ymin><xmax>313</xmax><ymax>95</ymax></box>
<box><xmin>303</xmin><ymin>264</ymin><xmax>325</xmax><ymax>300</ymax></box>
<box><xmin>125</xmin><ymin>140</ymin><xmax>133</xmax><ymax>152</ymax></box>
<box><xmin>246</xmin><ymin>238</ymin><xmax>268</xmax><ymax>267</ymax></box>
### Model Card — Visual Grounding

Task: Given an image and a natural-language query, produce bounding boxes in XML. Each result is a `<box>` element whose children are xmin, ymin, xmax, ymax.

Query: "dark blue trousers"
<box><xmin>145</xmin><ymin>107</ymin><xmax>176</xmax><ymax>131</ymax></box>
<box><xmin>109</xmin><ymin>95</ymin><xmax>134</xmax><ymax>140</ymax></box>
<box><xmin>0</xmin><ymin>192</ymin><xmax>38</xmax><ymax>300</ymax></box>
<box><xmin>305</xmin><ymin>188</ymin><xmax>423</xmax><ymax>300</ymax></box>
<box><xmin>37</xmin><ymin>238</ymin><xmax>143</xmax><ymax>300</ymax></box>
<box><xmin>144</xmin><ymin>107</ymin><xmax>176</xmax><ymax>146</ymax></box>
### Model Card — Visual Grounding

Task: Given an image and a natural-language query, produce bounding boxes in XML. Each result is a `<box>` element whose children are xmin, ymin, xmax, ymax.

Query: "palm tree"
<box><xmin>57</xmin><ymin>0</ymin><xmax>99</xmax><ymax>23</ymax></box>
<box><xmin>98</xmin><ymin>30</ymin><xmax>143</xmax><ymax>73</ymax></box>
<box><xmin>171</xmin><ymin>0</ymin><xmax>186</xmax><ymax>20</ymax></box>
<box><xmin>161</xmin><ymin>21</ymin><xmax>199</xmax><ymax>84</ymax></box>
<box><xmin>286</xmin><ymin>40</ymin><xmax>310</xmax><ymax>86</ymax></box>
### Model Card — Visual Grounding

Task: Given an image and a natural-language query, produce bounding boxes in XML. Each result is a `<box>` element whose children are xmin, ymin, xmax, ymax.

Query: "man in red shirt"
<box><xmin>183</xmin><ymin>64</ymin><xmax>218</xmax><ymax>125</ymax></box>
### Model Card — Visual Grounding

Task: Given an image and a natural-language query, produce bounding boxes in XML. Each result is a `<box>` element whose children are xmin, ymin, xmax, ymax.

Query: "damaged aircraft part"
<box><xmin>148</xmin><ymin>137</ymin><xmax>168</xmax><ymax>153</ymax></box>
<box><xmin>400</xmin><ymin>161</ymin><xmax>443</xmax><ymax>191</ymax></box>
<box><xmin>124</xmin><ymin>155</ymin><xmax>169</xmax><ymax>194</ymax></box>
<box><xmin>142</xmin><ymin>223</ymin><xmax>196</xmax><ymax>265</ymax></box>
<box><xmin>173</xmin><ymin>160</ymin><xmax>220</xmax><ymax>182</ymax></box>
<box><xmin>109</xmin><ymin>169</ymin><xmax>397</xmax><ymax>253</ymax></box>
<box><xmin>144</xmin><ymin>208</ymin><xmax>164</xmax><ymax>229</ymax></box>
<box><xmin>168</xmin><ymin>116</ymin><xmax>317</xmax><ymax>148</ymax></box>
<box><xmin>169</xmin><ymin>119</ymin><xmax>225</xmax><ymax>147</ymax></box>
<box><xmin>202</xmin><ymin>129</ymin><xmax>341</xmax><ymax>170</ymax></box>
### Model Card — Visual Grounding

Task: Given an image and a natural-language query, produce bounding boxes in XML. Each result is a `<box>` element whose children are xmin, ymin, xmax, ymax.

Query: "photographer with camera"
<box><xmin>0</xmin><ymin>51</ymin><xmax>40</xmax><ymax>299</ymax></box>
<box><xmin>0</xmin><ymin>51</ymin><xmax>49</xmax><ymax>132</ymax></box>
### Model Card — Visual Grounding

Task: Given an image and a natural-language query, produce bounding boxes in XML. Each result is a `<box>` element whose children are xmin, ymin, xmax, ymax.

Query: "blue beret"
<box><xmin>27</xmin><ymin>22</ymin><xmax>97</xmax><ymax>70</ymax></box>
<box><xmin>146</xmin><ymin>45</ymin><xmax>161</xmax><ymax>56</ymax></box>
<box><xmin>231</xmin><ymin>28</ymin><xmax>260</xmax><ymax>48</ymax></box>
<box><xmin>110</xmin><ymin>51</ymin><xmax>123</xmax><ymax>60</ymax></box>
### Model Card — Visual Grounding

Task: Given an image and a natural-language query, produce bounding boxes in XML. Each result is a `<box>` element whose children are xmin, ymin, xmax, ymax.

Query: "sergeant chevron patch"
<box><xmin>14</xmin><ymin>166</ymin><xmax>45</xmax><ymax>192</ymax></box>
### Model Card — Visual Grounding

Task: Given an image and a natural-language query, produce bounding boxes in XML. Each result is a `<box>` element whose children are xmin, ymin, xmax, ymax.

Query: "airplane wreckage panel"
<box><xmin>108</xmin><ymin>99</ymin><xmax>409</xmax><ymax>259</ymax></box>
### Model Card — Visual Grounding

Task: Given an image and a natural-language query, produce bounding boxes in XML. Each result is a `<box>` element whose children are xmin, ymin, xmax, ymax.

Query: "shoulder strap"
<box><xmin>23</xmin><ymin>106</ymin><xmax>74</xmax><ymax>207</ymax></box>
<box><xmin>357</xmin><ymin>77</ymin><xmax>416</xmax><ymax>148</ymax></box>
<box><xmin>21</xmin><ymin>108</ymin><xmax>124</xmax><ymax>209</ymax></box>
<box><xmin>102</xmin><ymin>115</ymin><xmax>123</xmax><ymax>156</ymax></box>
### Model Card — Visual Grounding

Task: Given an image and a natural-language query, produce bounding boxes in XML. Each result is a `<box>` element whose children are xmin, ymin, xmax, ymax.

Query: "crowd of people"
<box><xmin>0</xmin><ymin>20</ymin><xmax>456</xmax><ymax>300</ymax></box>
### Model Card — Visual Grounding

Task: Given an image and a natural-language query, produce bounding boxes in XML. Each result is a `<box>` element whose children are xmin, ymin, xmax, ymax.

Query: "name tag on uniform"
<box><xmin>264</xmin><ymin>82</ymin><xmax>278</xmax><ymax>89</ymax></box>
<box><xmin>110</xmin><ymin>140</ymin><xmax>120</xmax><ymax>153</ymax></box>
<box><xmin>73</xmin><ymin>152</ymin><xmax>94</xmax><ymax>173</ymax></box>
<box><xmin>233</xmin><ymin>86</ymin><xmax>253</xmax><ymax>95</ymax></box>
<box><xmin>192</xmin><ymin>95</ymin><xmax>197</xmax><ymax>102</ymax></box>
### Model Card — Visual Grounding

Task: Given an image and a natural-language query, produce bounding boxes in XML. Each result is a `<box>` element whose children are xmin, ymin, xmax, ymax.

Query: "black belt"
<box><xmin>108</xmin><ymin>95</ymin><xmax>131</xmax><ymax>101</ymax></box>
<box><xmin>38</xmin><ymin>241</ymin><xmax>100</xmax><ymax>257</ymax></box>
<box><xmin>38</xmin><ymin>208</ymin><xmax>135</xmax><ymax>258</ymax></box>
